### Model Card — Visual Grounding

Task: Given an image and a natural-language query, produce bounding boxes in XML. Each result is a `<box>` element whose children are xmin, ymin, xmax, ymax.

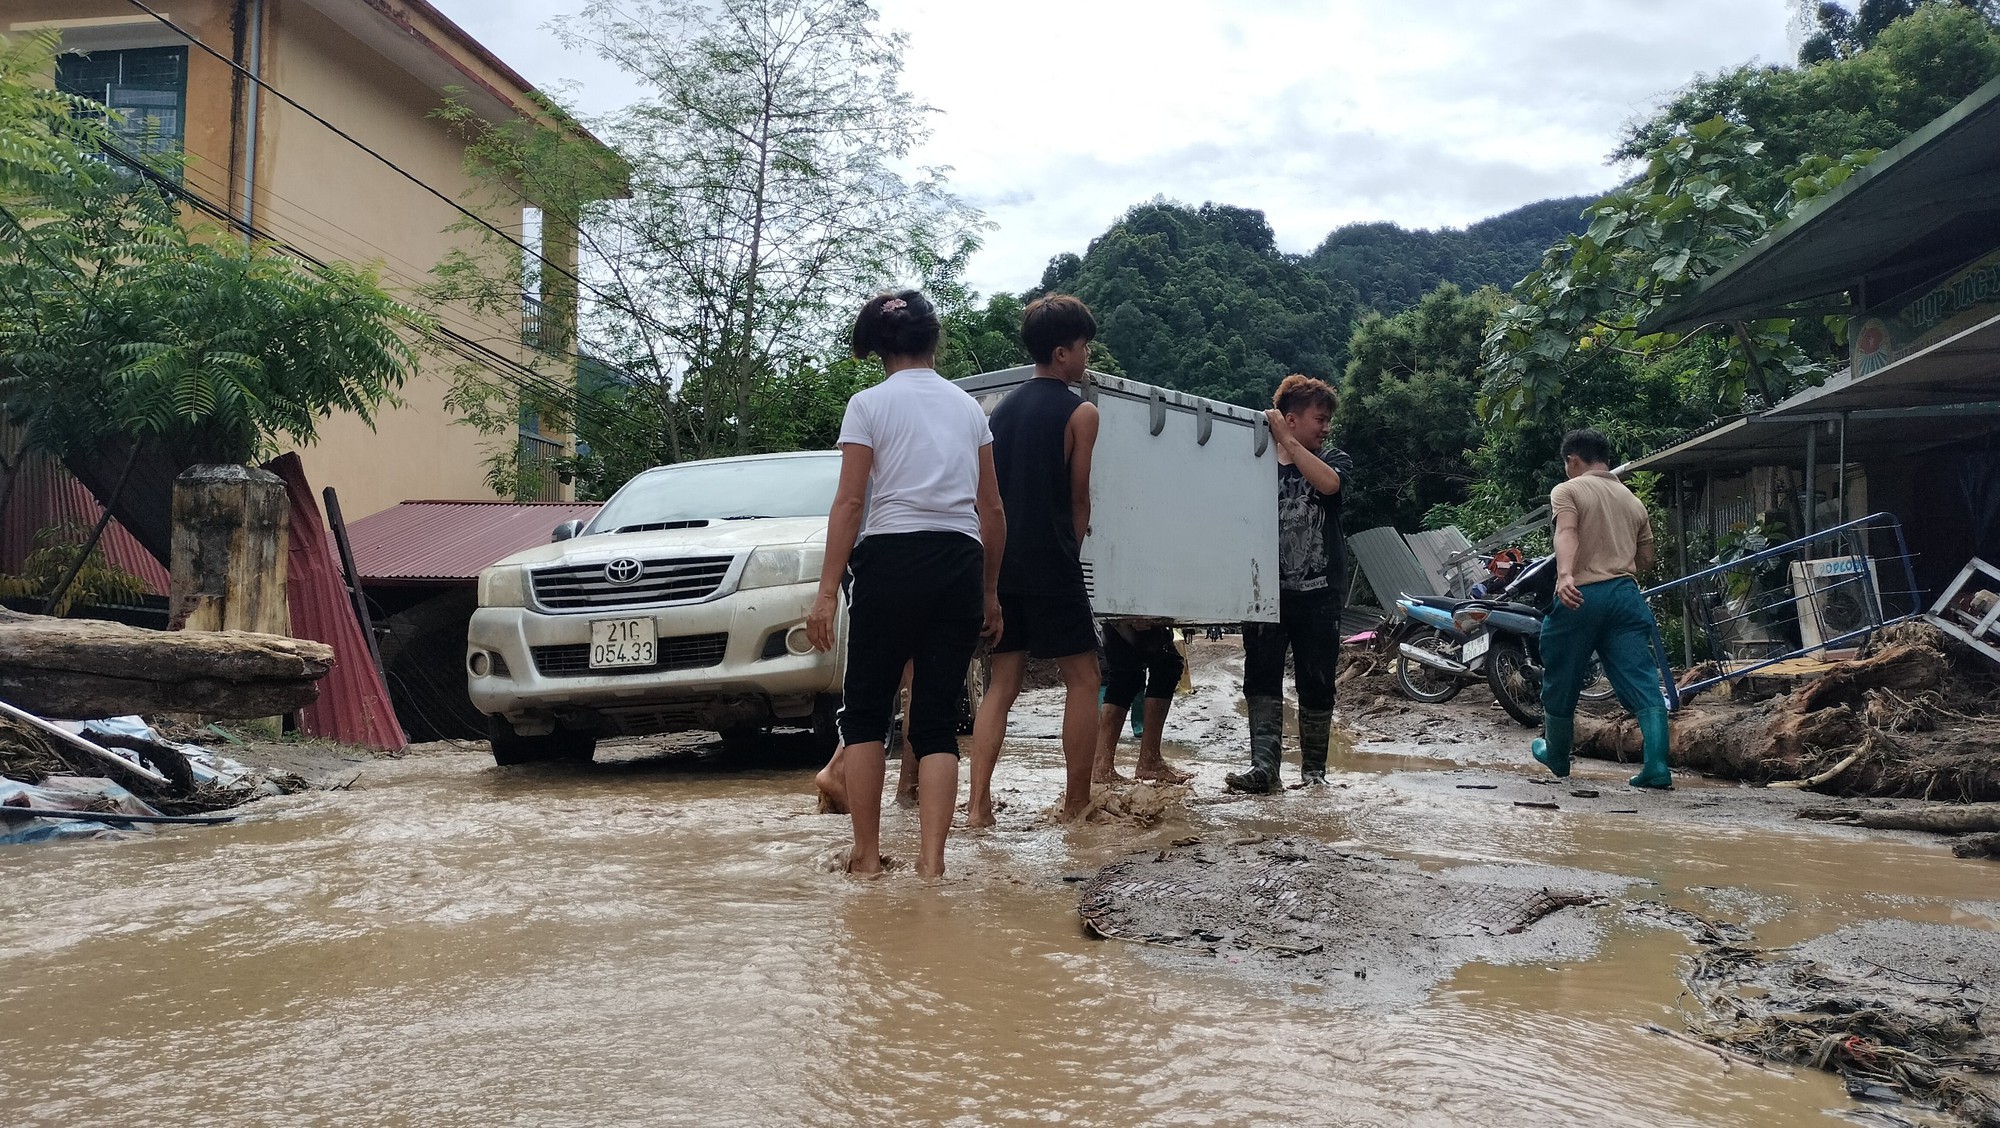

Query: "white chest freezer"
<box><xmin>955</xmin><ymin>367</ymin><xmax>1279</xmax><ymax>624</ymax></box>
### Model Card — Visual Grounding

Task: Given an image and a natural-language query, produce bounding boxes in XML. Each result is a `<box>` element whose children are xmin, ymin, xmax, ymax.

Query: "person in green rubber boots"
<box><xmin>1532</xmin><ymin>428</ymin><xmax>1673</xmax><ymax>790</ymax></box>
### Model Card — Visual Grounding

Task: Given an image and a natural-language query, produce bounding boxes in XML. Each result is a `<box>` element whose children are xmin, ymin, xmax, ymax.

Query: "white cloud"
<box><xmin>428</xmin><ymin>0</ymin><xmax>1795</xmax><ymax>295</ymax></box>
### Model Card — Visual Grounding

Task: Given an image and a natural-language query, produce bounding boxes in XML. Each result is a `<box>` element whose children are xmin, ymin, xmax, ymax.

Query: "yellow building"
<box><xmin>3</xmin><ymin>0</ymin><xmax>601</xmax><ymax>519</ymax></box>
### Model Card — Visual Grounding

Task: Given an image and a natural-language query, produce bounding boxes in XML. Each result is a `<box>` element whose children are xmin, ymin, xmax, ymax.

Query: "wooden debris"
<box><xmin>0</xmin><ymin>608</ymin><xmax>331</xmax><ymax>719</ymax></box>
<box><xmin>1799</xmin><ymin>803</ymin><xmax>2000</xmax><ymax>835</ymax></box>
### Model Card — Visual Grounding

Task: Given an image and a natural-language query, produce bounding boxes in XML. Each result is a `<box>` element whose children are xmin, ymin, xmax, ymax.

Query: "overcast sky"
<box><xmin>429</xmin><ymin>0</ymin><xmax>1796</xmax><ymax>297</ymax></box>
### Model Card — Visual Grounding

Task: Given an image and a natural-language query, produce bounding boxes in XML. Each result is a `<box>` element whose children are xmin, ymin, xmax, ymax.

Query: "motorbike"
<box><xmin>1389</xmin><ymin>554</ymin><xmax>1611</xmax><ymax>727</ymax></box>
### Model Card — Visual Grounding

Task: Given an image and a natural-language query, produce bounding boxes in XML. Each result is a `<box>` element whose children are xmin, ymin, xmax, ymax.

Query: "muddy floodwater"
<box><xmin>6</xmin><ymin>678</ymin><xmax>2000</xmax><ymax>1125</ymax></box>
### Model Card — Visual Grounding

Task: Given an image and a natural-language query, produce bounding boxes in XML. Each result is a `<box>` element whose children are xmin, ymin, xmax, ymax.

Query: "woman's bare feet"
<box><xmin>815</xmin><ymin>752</ymin><xmax>849</xmax><ymax>814</ymax></box>
<box><xmin>845</xmin><ymin>851</ymin><xmax>889</xmax><ymax>877</ymax></box>
<box><xmin>1093</xmin><ymin>766</ymin><xmax>1134</xmax><ymax>785</ymax></box>
<box><xmin>1135</xmin><ymin>761</ymin><xmax>1194</xmax><ymax>784</ymax></box>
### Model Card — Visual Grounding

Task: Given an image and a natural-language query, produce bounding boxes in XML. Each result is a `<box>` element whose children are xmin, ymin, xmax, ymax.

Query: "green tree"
<box><xmin>1046</xmin><ymin>201</ymin><xmax>1353</xmax><ymax>407</ymax></box>
<box><xmin>1335</xmin><ymin>284</ymin><xmax>1498</xmax><ymax>533</ymax></box>
<box><xmin>0</xmin><ymin>31</ymin><xmax>416</xmax><ymax>472</ymax></box>
<box><xmin>1481</xmin><ymin>117</ymin><xmax>1861</xmax><ymax>427</ymax></box>
<box><xmin>1308</xmin><ymin>197</ymin><xmax>1593</xmax><ymax>315</ymax></box>
<box><xmin>432</xmin><ymin>0</ymin><xmax>983</xmax><ymax>496</ymax></box>
<box><xmin>1624</xmin><ymin>3</ymin><xmax>2000</xmax><ymax>201</ymax></box>
<box><xmin>1794</xmin><ymin>0</ymin><xmax>2000</xmax><ymax>63</ymax></box>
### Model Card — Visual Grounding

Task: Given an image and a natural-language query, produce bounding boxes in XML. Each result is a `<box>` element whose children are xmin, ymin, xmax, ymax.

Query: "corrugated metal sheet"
<box><xmin>343</xmin><ymin>499</ymin><xmax>602</xmax><ymax>584</ymax></box>
<box><xmin>1404</xmin><ymin>527</ymin><xmax>1480</xmax><ymax>598</ymax></box>
<box><xmin>1347</xmin><ymin>526</ymin><xmax>1439</xmax><ymax>603</ymax></box>
<box><xmin>0</xmin><ymin>420</ymin><xmax>170</xmax><ymax>594</ymax></box>
<box><xmin>268</xmin><ymin>454</ymin><xmax>407</xmax><ymax>752</ymax></box>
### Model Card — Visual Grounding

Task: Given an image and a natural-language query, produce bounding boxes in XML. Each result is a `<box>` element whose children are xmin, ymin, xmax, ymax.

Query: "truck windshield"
<box><xmin>589</xmin><ymin>454</ymin><xmax>842</xmax><ymax>532</ymax></box>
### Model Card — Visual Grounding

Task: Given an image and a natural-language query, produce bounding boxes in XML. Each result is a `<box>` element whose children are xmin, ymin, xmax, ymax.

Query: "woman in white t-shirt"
<box><xmin>805</xmin><ymin>290</ymin><xmax>1006</xmax><ymax>880</ymax></box>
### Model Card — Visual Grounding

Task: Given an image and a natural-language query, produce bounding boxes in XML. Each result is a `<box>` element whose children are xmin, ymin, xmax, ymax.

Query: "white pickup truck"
<box><xmin>468</xmin><ymin>371</ymin><xmax>1279</xmax><ymax>767</ymax></box>
<box><xmin>467</xmin><ymin>451</ymin><xmax>844</xmax><ymax>764</ymax></box>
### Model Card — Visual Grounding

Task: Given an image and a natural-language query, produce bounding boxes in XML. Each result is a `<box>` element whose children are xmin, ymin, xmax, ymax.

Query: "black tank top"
<box><xmin>989</xmin><ymin>376</ymin><xmax>1083</xmax><ymax>594</ymax></box>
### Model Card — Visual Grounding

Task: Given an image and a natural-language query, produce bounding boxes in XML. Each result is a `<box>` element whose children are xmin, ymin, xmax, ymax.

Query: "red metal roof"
<box><xmin>342</xmin><ymin>499</ymin><xmax>602</xmax><ymax>584</ymax></box>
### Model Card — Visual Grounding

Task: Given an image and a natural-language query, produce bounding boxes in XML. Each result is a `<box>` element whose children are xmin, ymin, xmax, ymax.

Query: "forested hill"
<box><xmin>1009</xmin><ymin>195</ymin><xmax>1593</xmax><ymax>410</ymax></box>
<box><xmin>1033</xmin><ymin>202</ymin><xmax>1356</xmax><ymax>408</ymax></box>
<box><xmin>1307</xmin><ymin>196</ymin><xmax>1595</xmax><ymax>314</ymax></box>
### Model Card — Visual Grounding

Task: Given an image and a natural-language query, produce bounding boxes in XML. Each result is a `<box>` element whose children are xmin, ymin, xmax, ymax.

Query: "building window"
<box><xmin>55</xmin><ymin>46</ymin><xmax>188</xmax><ymax>163</ymax></box>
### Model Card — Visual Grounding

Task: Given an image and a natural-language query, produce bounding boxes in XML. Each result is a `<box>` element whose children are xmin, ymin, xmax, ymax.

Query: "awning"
<box><xmin>1628</xmin><ymin>406</ymin><xmax>2000</xmax><ymax>473</ymax></box>
<box><xmin>1641</xmin><ymin>73</ymin><xmax>2000</xmax><ymax>334</ymax></box>
<box><xmin>343</xmin><ymin>500</ymin><xmax>602</xmax><ymax>585</ymax></box>
<box><xmin>1763</xmin><ymin>309</ymin><xmax>2000</xmax><ymax>416</ymax></box>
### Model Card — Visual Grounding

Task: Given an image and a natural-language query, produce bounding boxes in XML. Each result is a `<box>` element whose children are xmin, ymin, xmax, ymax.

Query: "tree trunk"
<box><xmin>1800</xmin><ymin>804</ymin><xmax>2000</xmax><ymax>834</ymax></box>
<box><xmin>0</xmin><ymin>608</ymin><xmax>332</xmax><ymax>720</ymax></box>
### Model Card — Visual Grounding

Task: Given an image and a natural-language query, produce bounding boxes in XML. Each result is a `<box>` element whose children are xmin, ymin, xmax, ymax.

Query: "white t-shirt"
<box><xmin>837</xmin><ymin>368</ymin><xmax>992</xmax><ymax>542</ymax></box>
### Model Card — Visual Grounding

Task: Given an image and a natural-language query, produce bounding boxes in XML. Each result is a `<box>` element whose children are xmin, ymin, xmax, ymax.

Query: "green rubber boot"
<box><xmin>1226</xmin><ymin>697</ymin><xmax>1284</xmax><ymax>794</ymax></box>
<box><xmin>1532</xmin><ymin>713</ymin><xmax>1573</xmax><ymax>779</ymax></box>
<box><xmin>1628</xmin><ymin>710</ymin><xmax>1673</xmax><ymax>789</ymax></box>
<box><xmin>1299</xmin><ymin>707</ymin><xmax>1334</xmax><ymax>785</ymax></box>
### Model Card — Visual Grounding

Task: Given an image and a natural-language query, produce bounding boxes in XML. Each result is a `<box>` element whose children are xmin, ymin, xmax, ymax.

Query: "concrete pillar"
<box><xmin>169</xmin><ymin>464</ymin><xmax>290</xmax><ymax>635</ymax></box>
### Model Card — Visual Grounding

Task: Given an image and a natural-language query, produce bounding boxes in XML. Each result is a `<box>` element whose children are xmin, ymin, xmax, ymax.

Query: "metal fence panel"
<box><xmin>1641</xmin><ymin>512</ymin><xmax>1923</xmax><ymax>706</ymax></box>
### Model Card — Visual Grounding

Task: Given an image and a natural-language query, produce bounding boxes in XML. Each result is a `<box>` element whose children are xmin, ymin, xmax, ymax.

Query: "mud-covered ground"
<box><xmin>1080</xmin><ymin>836</ymin><xmax>1635</xmax><ymax>1010</ymax></box>
<box><xmin>9</xmin><ymin>637</ymin><xmax>2000</xmax><ymax>1126</ymax></box>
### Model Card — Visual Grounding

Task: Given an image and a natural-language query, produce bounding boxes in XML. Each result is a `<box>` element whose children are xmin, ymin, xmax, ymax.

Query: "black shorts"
<box><xmin>840</xmin><ymin>532</ymin><xmax>984</xmax><ymax>757</ymax></box>
<box><xmin>1101</xmin><ymin>623</ymin><xmax>1183</xmax><ymax>710</ymax></box>
<box><xmin>995</xmin><ymin>584</ymin><xmax>1096</xmax><ymax>660</ymax></box>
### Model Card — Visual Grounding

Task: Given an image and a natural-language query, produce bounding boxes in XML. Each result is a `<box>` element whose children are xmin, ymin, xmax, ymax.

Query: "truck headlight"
<box><xmin>478</xmin><ymin>565</ymin><xmax>529</xmax><ymax>607</ymax></box>
<box><xmin>739</xmin><ymin>545</ymin><xmax>824</xmax><ymax>591</ymax></box>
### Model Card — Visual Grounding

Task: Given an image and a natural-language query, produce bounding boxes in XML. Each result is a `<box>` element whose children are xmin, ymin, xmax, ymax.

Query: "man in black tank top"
<box><xmin>968</xmin><ymin>295</ymin><xmax>1103</xmax><ymax>827</ymax></box>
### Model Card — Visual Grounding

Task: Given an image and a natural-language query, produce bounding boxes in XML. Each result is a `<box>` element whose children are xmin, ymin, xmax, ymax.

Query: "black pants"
<box><xmin>1242</xmin><ymin>589</ymin><xmax>1341</xmax><ymax>711</ymax></box>
<box><xmin>1101</xmin><ymin>624</ymin><xmax>1183</xmax><ymax>711</ymax></box>
<box><xmin>840</xmin><ymin>531</ymin><xmax>984</xmax><ymax>758</ymax></box>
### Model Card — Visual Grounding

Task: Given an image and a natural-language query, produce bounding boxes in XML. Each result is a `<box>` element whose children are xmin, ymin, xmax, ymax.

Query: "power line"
<box><xmin>121</xmin><ymin>0</ymin><xmax>596</xmax><ymax>308</ymax></box>
<box><xmin>121</xmin><ymin>0</ymin><xmax>699</xmax><ymax>406</ymax></box>
<box><xmin>92</xmin><ymin>138</ymin><xmax>633</xmax><ymax>440</ymax></box>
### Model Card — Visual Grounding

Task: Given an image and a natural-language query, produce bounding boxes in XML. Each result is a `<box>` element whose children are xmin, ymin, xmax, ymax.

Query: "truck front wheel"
<box><xmin>487</xmin><ymin>715</ymin><xmax>597</xmax><ymax>766</ymax></box>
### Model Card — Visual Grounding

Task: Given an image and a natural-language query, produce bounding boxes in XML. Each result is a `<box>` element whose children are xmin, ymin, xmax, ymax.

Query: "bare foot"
<box><xmin>915</xmin><ymin>860</ymin><xmax>945</xmax><ymax>881</ymax></box>
<box><xmin>1093</xmin><ymin>767</ymin><xmax>1133</xmax><ymax>785</ymax></box>
<box><xmin>1136</xmin><ymin>763</ymin><xmax>1194</xmax><ymax>784</ymax></box>
<box><xmin>815</xmin><ymin>765</ymin><xmax>849</xmax><ymax>815</ymax></box>
<box><xmin>1058</xmin><ymin>794</ymin><xmax>1090</xmax><ymax>822</ymax></box>
<box><xmin>894</xmin><ymin>787</ymin><xmax>918</xmax><ymax>810</ymax></box>
<box><xmin>846</xmin><ymin>851</ymin><xmax>889</xmax><ymax>877</ymax></box>
<box><xmin>965</xmin><ymin>803</ymin><xmax>996</xmax><ymax>830</ymax></box>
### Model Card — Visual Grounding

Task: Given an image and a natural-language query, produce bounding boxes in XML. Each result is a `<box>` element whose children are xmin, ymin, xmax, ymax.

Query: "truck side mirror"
<box><xmin>551</xmin><ymin>519</ymin><xmax>584</xmax><ymax>542</ymax></box>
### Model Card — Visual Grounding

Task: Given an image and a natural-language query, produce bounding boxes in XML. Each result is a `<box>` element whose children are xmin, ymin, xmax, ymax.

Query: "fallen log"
<box><xmin>1797</xmin><ymin>803</ymin><xmax>2000</xmax><ymax>834</ymax></box>
<box><xmin>1573</xmin><ymin>639</ymin><xmax>2000</xmax><ymax>801</ymax></box>
<box><xmin>0</xmin><ymin>609</ymin><xmax>332</xmax><ymax>720</ymax></box>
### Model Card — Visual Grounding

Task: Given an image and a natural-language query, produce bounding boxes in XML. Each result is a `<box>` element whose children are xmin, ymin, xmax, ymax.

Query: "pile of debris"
<box><xmin>1681</xmin><ymin>919</ymin><xmax>2000</xmax><ymax>1126</ymax></box>
<box><xmin>0</xmin><ymin>607</ymin><xmax>333</xmax><ymax>844</ymax></box>
<box><xmin>1578</xmin><ymin>621</ymin><xmax>2000</xmax><ymax>801</ymax></box>
<box><xmin>0</xmin><ymin>711</ymin><xmax>304</xmax><ymax>844</ymax></box>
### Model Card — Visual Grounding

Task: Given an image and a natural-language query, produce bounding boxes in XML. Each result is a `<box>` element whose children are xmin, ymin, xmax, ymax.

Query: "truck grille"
<box><xmin>530</xmin><ymin>633</ymin><xmax>731</xmax><ymax>677</ymax></box>
<box><xmin>531</xmin><ymin>555</ymin><xmax>735</xmax><ymax>610</ymax></box>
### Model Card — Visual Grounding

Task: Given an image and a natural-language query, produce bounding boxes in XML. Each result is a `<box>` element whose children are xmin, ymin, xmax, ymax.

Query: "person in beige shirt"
<box><xmin>1532</xmin><ymin>429</ymin><xmax>1673</xmax><ymax>789</ymax></box>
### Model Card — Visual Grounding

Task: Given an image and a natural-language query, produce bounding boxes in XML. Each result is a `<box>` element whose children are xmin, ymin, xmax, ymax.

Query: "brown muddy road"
<box><xmin>4</xmin><ymin>657</ymin><xmax>2000</xmax><ymax>1126</ymax></box>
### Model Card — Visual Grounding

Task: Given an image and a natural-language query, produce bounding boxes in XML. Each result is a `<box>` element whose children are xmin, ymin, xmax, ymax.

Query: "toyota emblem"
<box><xmin>603</xmin><ymin>557</ymin><xmax>644</xmax><ymax>585</ymax></box>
